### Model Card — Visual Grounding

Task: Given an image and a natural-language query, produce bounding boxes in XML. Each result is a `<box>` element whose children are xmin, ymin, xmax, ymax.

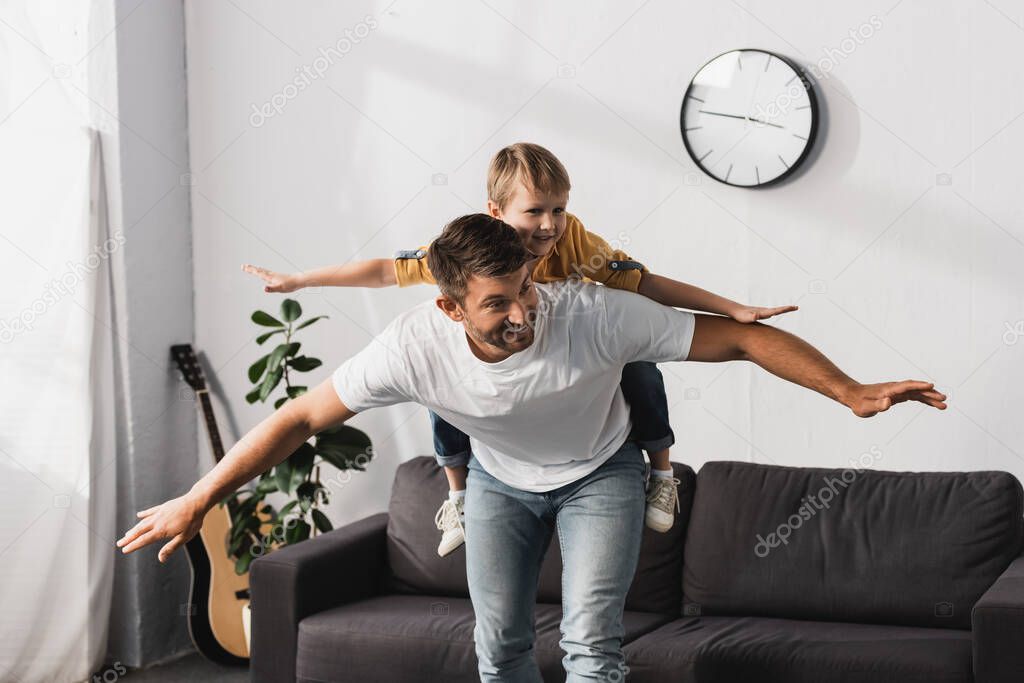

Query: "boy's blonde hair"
<box><xmin>487</xmin><ymin>142</ymin><xmax>571</xmax><ymax>209</ymax></box>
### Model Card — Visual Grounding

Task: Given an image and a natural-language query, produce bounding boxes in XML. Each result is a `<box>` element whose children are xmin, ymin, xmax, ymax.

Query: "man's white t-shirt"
<box><xmin>332</xmin><ymin>281</ymin><xmax>696</xmax><ymax>492</ymax></box>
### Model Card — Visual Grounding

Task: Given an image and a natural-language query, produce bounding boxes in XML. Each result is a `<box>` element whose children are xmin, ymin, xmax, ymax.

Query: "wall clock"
<box><xmin>680</xmin><ymin>49</ymin><xmax>818</xmax><ymax>188</ymax></box>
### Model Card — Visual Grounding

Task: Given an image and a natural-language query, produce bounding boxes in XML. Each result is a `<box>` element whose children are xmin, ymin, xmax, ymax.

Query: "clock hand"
<box><xmin>698</xmin><ymin>110</ymin><xmax>746</xmax><ymax>121</ymax></box>
<box><xmin>698</xmin><ymin>110</ymin><xmax>785</xmax><ymax>129</ymax></box>
<box><xmin>747</xmin><ymin>117</ymin><xmax>784</xmax><ymax>129</ymax></box>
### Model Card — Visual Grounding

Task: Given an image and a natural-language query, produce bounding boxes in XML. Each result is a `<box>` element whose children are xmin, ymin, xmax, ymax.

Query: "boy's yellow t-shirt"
<box><xmin>393</xmin><ymin>213</ymin><xmax>649</xmax><ymax>292</ymax></box>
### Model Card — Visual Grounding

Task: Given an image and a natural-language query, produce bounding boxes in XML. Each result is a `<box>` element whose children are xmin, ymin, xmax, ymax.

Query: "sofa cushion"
<box><xmin>536</xmin><ymin>459</ymin><xmax>695</xmax><ymax>615</ymax></box>
<box><xmin>296</xmin><ymin>594</ymin><xmax>674</xmax><ymax>683</ymax></box>
<box><xmin>384</xmin><ymin>456</ymin><xmax>471</xmax><ymax>599</ymax></box>
<box><xmin>683</xmin><ymin>460</ymin><xmax>1024</xmax><ymax>629</ymax></box>
<box><xmin>386</xmin><ymin>455</ymin><xmax>695</xmax><ymax>614</ymax></box>
<box><xmin>623</xmin><ymin>615</ymin><xmax>973</xmax><ymax>683</ymax></box>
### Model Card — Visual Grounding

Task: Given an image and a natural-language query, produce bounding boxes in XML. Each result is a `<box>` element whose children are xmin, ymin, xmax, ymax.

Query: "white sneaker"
<box><xmin>645</xmin><ymin>475</ymin><xmax>681</xmax><ymax>533</ymax></box>
<box><xmin>434</xmin><ymin>497</ymin><xmax>465</xmax><ymax>557</ymax></box>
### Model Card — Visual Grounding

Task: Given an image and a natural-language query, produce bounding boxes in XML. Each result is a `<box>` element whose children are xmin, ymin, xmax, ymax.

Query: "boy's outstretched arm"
<box><xmin>686</xmin><ymin>313</ymin><xmax>947</xmax><ymax>417</ymax></box>
<box><xmin>637</xmin><ymin>272</ymin><xmax>797</xmax><ymax>323</ymax></box>
<box><xmin>242</xmin><ymin>258</ymin><xmax>397</xmax><ymax>293</ymax></box>
<box><xmin>116</xmin><ymin>380</ymin><xmax>355</xmax><ymax>562</ymax></box>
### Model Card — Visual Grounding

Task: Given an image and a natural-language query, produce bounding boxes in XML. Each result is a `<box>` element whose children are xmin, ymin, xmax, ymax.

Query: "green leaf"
<box><xmin>256</xmin><ymin>477</ymin><xmax>279</xmax><ymax>495</ymax></box>
<box><xmin>234</xmin><ymin>494</ymin><xmax>261</xmax><ymax>516</ymax></box>
<box><xmin>316</xmin><ymin>446</ymin><xmax>351</xmax><ymax>471</ymax></box>
<box><xmin>266</xmin><ymin>343</ymin><xmax>290</xmax><ymax>374</ymax></box>
<box><xmin>275</xmin><ymin>500</ymin><xmax>299</xmax><ymax>523</ymax></box>
<box><xmin>312</xmin><ymin>508</ymin><xmax>333</xmax><ymax>533</ymax></box>
<box><xmin>235</xmin><ymin>551</ymin><xmax>255</xmax><ymax>575</ymax></box>
<box><xmin>290</xmin><ymin>443</ymin><xmax>316</xmax><ymax>481</ymax></box>
<box><xmin>281</xmin><ymin>299</ymin><xmax>302</xmax><ymax>323</ymax></box>
<box><xmin>296</xmin><ymin>481</ymin><xmax>317</xmax><ymax>512</ymax></box>
<box><xmin>274</xmin><ymin>443</ymin><xmax>314</xmax><ymax>496</ymax></box>
<box><xmin>286</xmin><ymin>385</ymin><xmax>308</xmax><ymax>398</ymax></box>
<box><xmin>274</xmin><ymin>459</ymin><xmax>294</xmax><ymax>495</ymax></box>
<box><xmin>258</xmin><ymin>366</ymin><xmax>283</xmax><ymax>401</ymax></box>
<box><xmin>315</xmin><ymin>425</ymin><xmax>373</xmax><ymax>470</ymax></box>
<box><xmin>230</xmin><ymin>514</ymin><xmax>259</xmax><ymax>544</ymax></box>
<box><xmin>284</xmin><ymin>342</ymin><xmax>301</xmax><ymax>357</ymax></box>
<box><xmin>248</xmin><ymin>354</ymin><xmax>269</xmax><ymax>384</ymax></box>
<box><xmin>294</xmin><ymin>315</ymin><xmax>328</xmax><ymax>331</ymax></box>
<box><xmin>273</xmin><ymin>396</ymin><xmax>288</xmax><ymax>409</ymax></box>
<box><xmin>256</xmin><ymin>328</ymin><xmax>285</xmax><ymax>345</ymax></box>
<box><xmin>220</xmin><ymin>490</ymin><xmax>245</xmax><ymax>506</ymax></box>
<box><xmin>245</xmin><ymin>387</ymin><xmax>261</xmax><ymax>404</ymax></box>
<box><xmin>287</xmin><ymin>356</ymin><xmax>322</xmax><ymax>372</ymax></box>
<box><xmin>285</xmin><ymin>519</ymin><xmax>311</xmax><ymax>545</ymax></box>
<box><xmin>228</xmin><ymin>533</ymin><xmax>246</xmax><ymax>557</ymax></box>
<box><xmin>252</xmin><ymin>310</ymin><xmax>284</xmax><ymax>327</ymax></box>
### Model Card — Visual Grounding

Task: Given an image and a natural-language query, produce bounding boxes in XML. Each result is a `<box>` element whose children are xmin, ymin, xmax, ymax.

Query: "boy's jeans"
<box><xmin>432</xmin><ymin>361</ymin><xmax>673</xmax><ymax>469</ymax></box>
<box><xmin>464</xmin><ymin>440</ymin><xmax>646</xmax><ymax>682</ymax></box>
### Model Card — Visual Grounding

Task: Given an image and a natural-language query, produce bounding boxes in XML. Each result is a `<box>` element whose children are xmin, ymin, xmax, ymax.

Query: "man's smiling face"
<box><xmin>437</xmin><ymin>264</ymin><xmax>539</xmax><ymax>363</ymax></box>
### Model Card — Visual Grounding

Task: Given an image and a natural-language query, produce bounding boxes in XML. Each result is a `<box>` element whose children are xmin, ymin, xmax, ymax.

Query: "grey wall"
<box><xmin>104</xmin><ymin>0</ymin><xmax>197</xmax><ymax>668</ymax></box>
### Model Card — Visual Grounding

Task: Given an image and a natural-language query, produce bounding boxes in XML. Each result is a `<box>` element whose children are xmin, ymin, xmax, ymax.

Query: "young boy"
<box><xmin>243</xmin><ymin>143</ymin><xmax>797</xmax><ymax>556</ymax></box>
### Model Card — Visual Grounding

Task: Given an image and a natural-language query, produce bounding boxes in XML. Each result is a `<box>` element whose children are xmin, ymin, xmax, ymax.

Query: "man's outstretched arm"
<box><xmin>686</xmin><ymin>314</ymin><xmax>947</xmax><ymax>417</ymax></box>
<box><xmin>116</xmin><ymin>379</ymin><xmax>355</xmax><ymax>562</ymax></box>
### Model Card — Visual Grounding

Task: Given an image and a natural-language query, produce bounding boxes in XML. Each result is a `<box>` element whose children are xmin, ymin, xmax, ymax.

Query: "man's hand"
<box><xmin>842</xmin><ymin>380</ymin><xmax>947</xmax><ymax>417</ymax></box>
<box><xmin>116</xmin><ymin>493</ymin><xmax>207</xmax><ymax>563</ymax></box>
<box><xmin>242</xmin><ymin>263</ymin><xmax>300</xmax><ymax>293</ymax></box>
<box><xmin>729</xmin><ymin>304</ymin><xmax>799</xmax><ymax>324</ymax></box>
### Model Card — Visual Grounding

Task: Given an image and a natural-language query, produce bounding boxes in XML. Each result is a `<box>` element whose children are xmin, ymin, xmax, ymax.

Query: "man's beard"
<box><xmin>464</xmin><ymin>314</ymin><xmax>535</xmax><ymax>353</ymax></box>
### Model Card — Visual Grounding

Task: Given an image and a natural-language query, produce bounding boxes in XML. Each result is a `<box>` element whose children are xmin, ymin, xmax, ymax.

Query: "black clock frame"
<box><xmin>680</xmin><ymin>48</ymin><xmax>819</xmax><ymax>188</ymax></box>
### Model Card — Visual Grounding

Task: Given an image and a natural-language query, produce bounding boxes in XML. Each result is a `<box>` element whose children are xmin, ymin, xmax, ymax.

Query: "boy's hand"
<box><xmin>729</xmin><ymin>304</ymin><xmax>798</xmax><ymax>323</ymax></box>
<box><xmin>242</xmin><ymin>264</ymin><xmax>300</xmax><ymax>293</ymax></box>
<box><xmin>842</xmin><ymin>380</ymin><xmax>947</xmax><ymax>417</ymax></box>
<box><xmin>116</xmin><ymin>493</ymin><xmax>207</xmax><ymax>563</ymax></box>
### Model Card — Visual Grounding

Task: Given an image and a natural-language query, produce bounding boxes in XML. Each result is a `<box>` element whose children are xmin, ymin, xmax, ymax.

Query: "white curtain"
<box><xmin>0</xmin><ymin>2</ymin><xmax>116</xmax><ymax>681</ymax></box>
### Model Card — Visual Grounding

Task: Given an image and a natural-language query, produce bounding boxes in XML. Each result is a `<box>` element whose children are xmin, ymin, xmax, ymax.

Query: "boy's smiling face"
<box><xmin>489</xmin><ymin>182</ymin><xmax>568</xmax><ymax>259</ymax></box>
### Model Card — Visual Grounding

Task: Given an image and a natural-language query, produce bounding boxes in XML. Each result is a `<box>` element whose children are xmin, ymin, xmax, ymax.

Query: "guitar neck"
<box><xmin>196</xmin><ymin>390</ymin><xmax>227</xmax><ymax>462</ymax></box>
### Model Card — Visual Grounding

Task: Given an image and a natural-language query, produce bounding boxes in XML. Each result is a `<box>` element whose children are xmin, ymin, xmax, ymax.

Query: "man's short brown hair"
<box><xmin>427</xmin><ymin>214</ymin><xmax>531</xmax><ymax>304</ymax></box>
<box><xmin>487</xmin><ymin>142</ymin><xmax>571</xmax><ymax>209</ymax></box>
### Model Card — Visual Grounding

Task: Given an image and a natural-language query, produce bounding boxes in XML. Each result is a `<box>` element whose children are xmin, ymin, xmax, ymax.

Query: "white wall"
<box><xmin>185</xmin><ymin>0</ymin><xmax>1024</xmax><ymax>530</ymax></box>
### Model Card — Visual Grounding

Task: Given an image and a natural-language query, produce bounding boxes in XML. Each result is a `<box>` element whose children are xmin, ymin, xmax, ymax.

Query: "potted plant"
<box><xmin>223</xmin><ymin>298</ymin><xmax>373</xmax><ymax>576</ymax></box>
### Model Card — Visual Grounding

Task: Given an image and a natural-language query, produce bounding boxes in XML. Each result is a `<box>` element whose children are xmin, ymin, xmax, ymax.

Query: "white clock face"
<box><xmin>681</xmin><ymin>49</ymin><xmax>817</xmax><ymax>187</ymax></box>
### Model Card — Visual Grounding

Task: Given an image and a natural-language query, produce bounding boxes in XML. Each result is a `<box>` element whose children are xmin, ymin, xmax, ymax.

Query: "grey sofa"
<box><xmin>250</xmin><ymin>456</ymin><xmax>1024</xmax><ymax>682</ymax></box>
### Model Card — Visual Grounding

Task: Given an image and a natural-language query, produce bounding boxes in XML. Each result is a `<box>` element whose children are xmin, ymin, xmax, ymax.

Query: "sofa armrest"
<box><xmin>249</xmin><ymin>512</ymin><xmax>389</xmax><ymax>683</ymax></box>
<box><xmin>973</xmin><ymin>555</ymin><xmax>1024</xmax><ymax>683</ymax></box>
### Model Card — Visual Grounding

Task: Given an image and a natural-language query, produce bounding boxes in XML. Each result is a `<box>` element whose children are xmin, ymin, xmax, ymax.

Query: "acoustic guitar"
<box><xmin>171</xmin><ymin>344</ymin><xmax>265</xmax><ymax>665</ymax></box>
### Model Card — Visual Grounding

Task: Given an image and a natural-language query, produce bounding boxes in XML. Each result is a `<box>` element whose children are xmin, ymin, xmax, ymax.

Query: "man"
<box><xmin>118</xmin><ymin>214</ymin><xmax>946</xmax><ymax>682</ymax></box>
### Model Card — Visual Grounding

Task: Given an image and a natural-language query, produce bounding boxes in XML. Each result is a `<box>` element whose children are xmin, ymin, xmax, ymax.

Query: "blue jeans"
<box><xmin>465</xmin><ymin>440</ymin><xmax>647</xmax><ymax>682</ymax></box>
<box><xmin>432</xmin><ymin>361</ymin><xmax>674</xmax><ymax>468</ymax></box>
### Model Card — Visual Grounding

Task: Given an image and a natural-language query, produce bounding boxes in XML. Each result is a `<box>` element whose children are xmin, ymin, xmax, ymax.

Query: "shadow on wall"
<box><xmin>342</xmin><ymin>34</ymin><xmax>856</xmax><ymax>186</ymax></box>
